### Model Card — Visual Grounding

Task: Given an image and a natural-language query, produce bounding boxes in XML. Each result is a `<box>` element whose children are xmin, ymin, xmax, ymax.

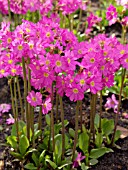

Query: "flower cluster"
<box><xmin>0</xmin><ymin>0</ymin><xmax>88</xmax><ymax>15</ymax></box>
<box><xmin>0</xmin><ymin>12</ymin><xmax>128</xmax><ymax>106</ymax></box>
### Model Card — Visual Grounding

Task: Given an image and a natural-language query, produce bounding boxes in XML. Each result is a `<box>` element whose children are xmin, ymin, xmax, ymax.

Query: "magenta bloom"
<box><xmin>42</xmin><ymin>97</ymin><xmax>52</xmax><ymax>115</ymax></box>
<box><xmin>105</xmin><ymin>94</ymin><xmax>118</xmax><ymax>109</ymax></box>
<box><xmin>0</xmin><ymin>103</ymin><xmax>11</xmax><ymax>113</ymax></box>
<box><xmin>6</xmin><ymin>117</ymin><xmax>15</xmax><ymax>125</ymax></box>
<box><xmin>65</xmin><ymin>83</ymin><xmax>84</xmax><ymax>102</ymax></box>
<box><xmin>73</xmin><ymin>152</ymin><xmax>85</xmax><ymax>168</ymax></box>
<box><xmin>27</xmin><ymin>91</ymin><xmax>42</xmax><ymax>107</ymax></box>
<box><xmin>106</xmin><ymin>5</ymin><xmax>118</xmax><ymax>25</ymax></box>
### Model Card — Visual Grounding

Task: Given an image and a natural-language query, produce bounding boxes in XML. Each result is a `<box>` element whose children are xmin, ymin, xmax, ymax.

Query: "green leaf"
<box><xmin>45</xmin><ymin>114</ymin><xmax>50</xmax><ymax>126</ymax></box>
<box><xmin>19</xmin><ymin>135</ymin><xmax>29</xmax><ymax>156</ymax></box>
<box><xmin>58</xmin><ymin>160</ymin><xmax>72</xmax><ymax>169</ymax></box>
<box><xmin>79</xmin><ymin>132</ymin><xmax>89</xmax><ymax>153</ymax></box>
<box><xmin>102</xmin><ymin>119</ymin><xmax>114</xmax><ymax>135</ymax></box>
<box><xmin>69</xmin><ymin>128</ymin><xmax>75</xmax><ymax>138</ymax></box>
<box><xmin>39</xmin><ymin>150</ymin><xmax>46</xmax><ymax>164</ymax></box>
<box><xmin>7</xmin><ymin>136</ymin><xmax>18</xmax><ymax>149</ymax></box>
<box><xmin>89</xmin><ymin>147</ymin><xmax>113</xmax><ymax>159</ymax></box>
<box><xmin>11</xmin><ymin>121</ymin><xmax>26</xmax><ymax>136</ymax></box>
<box><xmin>95</xmin><ymin>133</ymin><xmax>103</xmax><ymax>148</ymax></box>
<box><xmin>45</xmin><ymin>159</ymin><xmax>57</xmax><ymax>169</ymax></box>
<box><xmin>10</xmin><ymin>151</ymin><xmax>22</xmax><ymax>160</ymax></box>
<box><xmin>94</xmin><ymin>114</ymin><xmax>100</xmax><ymax>129</ymax></box>
<box><xmin>33</xmin><ymin>130</ymin><xmax>42</xmax><ymax>141</ymax></box>
<box><xmin>24</xmin><ymin>163</ymin><xmax>37</xmax><ymax>170</ymax></box>
<box><xmin>89</xmin><ymin>159</ymin><xmax>98</xmax><ymax>165</ymax></box>
<box><xmin>114</xmin><ymin>130</ymin><xmax>121</xmax><ymax>142</ymax></box>
<box><xmin>32</xmin><ymin>152</ymin><xmax>39</xmax><ymax>167</ymax></box>
<box><xmin>81</xmin><ymin>163</ymin><xmax>89</xmax><ymax>170</ymax></box>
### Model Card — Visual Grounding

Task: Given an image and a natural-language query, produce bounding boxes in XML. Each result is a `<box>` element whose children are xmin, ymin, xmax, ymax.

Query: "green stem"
<box><xmin>9</xmin><ymin>79</ymin><xmax>17</xmax><ymax>134</ymax></box>
<box><xmin>77</xmin><ymin>9</ymin><xmax>82</xmax><ymax>32</ymax></box>
<box><xmin>79</xmin><ymin>100</ymin><xmax>83</xmax><ymax>132</ymax></box>
<box><xmin>90</xmin><ymin>94</ymin><xmax>97</xmax><ymax>143</ymax></box>
<box><xmin>22</xmin><ymin>57</ymin><xmax>30</xmax><ymax>140</ymax></box>
<box><xmin>72</xmin><ymin>100</ymin><xmax>80</xmax><ymax>161</ymax></box>
<box><xmin>99</xmin><ymin>90</ymin><xmax>102</xmax><ymax>133</ymax></box>
<box><xmin>7</xmin><ymin>0</ymin><xmax>12</xmax><ymax>30</ymax></box>
<box><xmin>51</xmin><ymin>85</ymin><xmax>55</xmax><ymax>151</ymax></box>
<box><xmin>56</xmin><ymin>92</ymin><xmax>59</xmax><ymax>123</ymax></box>
<box><xmin>111</xmin><ymin>68</ymin><xmax>126</xmax><ymax>146</ymax></box>
<box><xmin>14</xmin><ymin>77</ymin><xmax>19</xmax><ymax>141</ymax></box>
<box><xmin>16</xmin><ymin>76</ymin><xmax>24</xmax><ymax>121</ymax></box>
<box><xmin>38</xmin><ymin>90</ymin><xmax>42</xmax><ymax>131</ymax></box>
<box><xmin>59</xmin><ymin>96</ymin><xmax>65</xmax><ymax>159</ymax></box>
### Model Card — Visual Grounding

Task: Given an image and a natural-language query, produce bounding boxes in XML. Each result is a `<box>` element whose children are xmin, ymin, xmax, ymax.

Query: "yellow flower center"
<box><xmin>105</xmin><ymin>77</ymin><xmax>108</xmax><ymax>82</ymax></box>
<box><xmin>17</xmin><ymin>45</ymin><xmax>23</xmax><ymax>50</ymax></box>
<box><xmin>90</xmin><ymin>58</ymin><xmax>95</xmax><ymax>63</ymax></box>
<box><xmin>29</xmin><ymin>44</ymin><xmax>34</xmax><ymax>50</ymax></box>
<box><xmin>6</xmin><ymin>53</ymin><xmax>10</xmax><ymax>57</ymax></box>
<box><xmin>0</xmin><ymin>69</ymin><xmax>5</xmax><ymax>74</ymax></box>
<box><xmin>46</xmin><ymin>32</ymin><xmax>51</xmax><ymax>37</ymax></box>
<box><xmin>67</xmin><ymin>58</ymin><xmax>71</xmax><ymax>64</ymax></box>
<box><xmin>11</xmin><ymin>69</ymin><xmax>16</xmax><ymax>73</ymax></box>
<box><xmin>80</xmin><ymin>79</ymin><xmax>85</xmax><ymax>85</ymax></box>
<box><xmin>46</xmin><ymin>60</ymin><xmax>50</xmax><ymax>65</ymax></box>
<box><xmin>8</xmin><ymin>60</ymin><xmax>13</xmax><ymax>64</ymax></box>
<box><xmin>120</xmin><ymin>50</ymin><xmax>125</xmax><ymax>55</ymax></box>
<box><xmin>7</xmin><ymin>38</ymin><xmax>12</xmax><ymax>43</ymax></box>
<box><xmin>43</xmin><ymin>72</ymin><xmax>49</xmax><ymax>77</ymax></box>
<box><xmin>125</xmin><ymin>58</ymin><xmax>128</xmax><ymax>63</ymax></box>
<box><xmin>101</xmin><ymin>65</ymin><xmax>105</xmax><ymax>70</ymax></box>
<box><xmin>90</xmin><ymin>81</ymin><xmax>95</xmax><ymax>87</ymax></box>
<box><xmin>103</xmin><ymin>51</ymin><xmax>108</xmax><ymax>56</ymax></box>
<box><xmin>43</xmin><ymin>103</ymin><xmax>47</xmax><ymax>108</ymax></box>
<box><xmin>32</xmin><ymin>97</ymin><xmax>36</xmax><ymax>101</ymax></box>
<box><xmin>73</xmin><ymin>88</ymin><xmax>79</xmax><ymax>94</ymax></box>
<box><xmin>56</xmin><ymin>60</ymin><xmax>62</xmax><ymax>67</ymax></box>
<box><xmin>78</xmin><ymin>49</ymin><xmax>82</xmax><ymax>54</ymax></box>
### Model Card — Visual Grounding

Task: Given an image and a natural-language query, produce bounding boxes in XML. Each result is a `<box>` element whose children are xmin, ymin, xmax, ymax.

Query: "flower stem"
<box><xmin>72</xmin><ymin>100</ymin><xmax>80</xmax><ymax>161</ymax></box>
<box><xmin>56</xmin><ymin>92</ymin><xmax>59</xmax><ymax>122</ymax></box>
<box><xmin>59</xmin><ymin>96</ymin><xmax>65</xmax><ymax>159</ymax></box>
<box><xmin>111</xmin><ymin>68</ymin><xmax>126</xmax><ymax>146</ymax></box>
<box><xmin>79</xmin><ymin>100</ymin><xmax>83</xmax><ymax>132</ymax></box>
<box><xmin>90</xmin><ymin>94</ymin><xmax>97</xmax><ymax>143</ymax></box>
<box><xmin>99</xmin><ymin>90</ymin><xmax>102</xmax><ymax>133</ymax></box>
<box><xmin>22</xmin><ymin>57</ymin><xmax>30</xmax><ymax>140</ymax></box>
<box><xmin>16</xmin><ymin>76</ymin><xmax>24</xmax><ymax>121</ymax></box>
<box><xmin>51</xmin><ymin>85</ymin><xmax>55</xmax><ymax>151</ymax></box>
<box><xmin>14</xmin><ymin>77</ymin><xmax>19</xmax><ymax>141</ymax></box>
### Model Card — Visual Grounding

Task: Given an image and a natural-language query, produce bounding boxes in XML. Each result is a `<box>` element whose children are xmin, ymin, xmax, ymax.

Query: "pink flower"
<box><xmin>6</xmin><ymin>117</ymin><xmax>15</xmax><ymax>125</ymax></box>
<box><xmin>106</xmin><ymin>5</ymin><xmax>118</xmax><ymax>25</ymax></box>
<box><xmin>73</xmin><ymin>152</ymin><xmax>85</xmax><ymax>168</ymax></box>
<box><xmin>105</xmin><ymin>94</ymin><xmax>118</xmax><ymax>109</ymax></box>
<box><xmin>42</xmin><ymin>97</ymin><xmax>52</xmax><ymax>114</ymax></box>
<box><xmin>27</xmin><ymin>91</ymin><xmax>42</xmax><ymax>107</ymax></box>
<box><xmin>0</xmin><ymin>103</ymin><xmax>11</xmax><ymax>113</ymax></box>
<box><xmin>65</xmin><ymin>83</ymin><xmax>84</xmax><ymax>102</ymax></box>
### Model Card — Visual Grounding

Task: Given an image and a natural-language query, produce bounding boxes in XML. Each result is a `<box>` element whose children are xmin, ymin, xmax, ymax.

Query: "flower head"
<box><xmin>42</xmin><ymin>97</ymin><xmax>52</xmax><ymax>114</ymax></box>
<box><xmin>106</xmin><ymin>5</ymin><xmax>118</xmax><ymax>25</ymax></box>
<box><xmin>105</xmin><ymin>94</ymin><xmax>118</xmax><ymax>110</ymax></box>
<box><xmin>73</xmin><ymin>152</ymin><xmax>85</xmax><ymax>168</ymax></box>
<box><xmin>0</xmin><ymin>103</ymin><xmax>11</xmax><ymax>113</ymax></box>
<box><xmin>6</xmin><ymin>117</ymin><xmax>15</xmax><ymax>125</ymax></box>
<box><xmin>27</xmin><ymin>91</ymin><xmax>42</xmax><ymax>107</ymax></box>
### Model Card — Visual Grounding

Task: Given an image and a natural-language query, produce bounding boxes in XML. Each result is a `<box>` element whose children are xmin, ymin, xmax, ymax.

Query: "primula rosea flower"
<box><xmin>105</xmin><ymin>94</ymin><xmax>118</xmax><ymax>110</ymax></box>
<box><xmin>73</xmin><ymin>152</ymin><xmax>85</xmax><ymax>168</ymax></box>
<box><xmin>27</xmin><ymin>91</ymin><xmax>42</xmax><ymax>107</ymax></box>
<box><xmin>106</xmin><ymin>4</ymin><xmax>118</xmax><ymax>25</ymax></box>
<box><xmin>6</xmin><ymin>117</ymin><xmax>15</xmax><ymax>125</ymax></box>
<box><xmin>42</xmin><ymin>97</ymin><xmax>52</xmax><ymax>114</ymax></box>
<box><xmin>65</xmin><ymin>83</ymin><xmax>84</xmax><ymax>102</ymax></box>
<box><xmin>0</xmin><ymin>103</ymin><xmax>11</xmax><ymax>113</ymax></box>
